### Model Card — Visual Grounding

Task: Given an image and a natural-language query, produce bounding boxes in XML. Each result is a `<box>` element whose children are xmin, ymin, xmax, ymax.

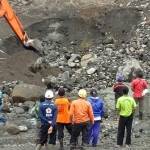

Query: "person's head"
<box><xmin>39</xmin><ymin>95</ymin><xmax>45</xmax><ymax>102</ymax></box>
<box><xmin>122</xmin><ymin>86</ymin><xmax>129</xmax><ymax>95</ymax></box>
<box><xmin>90</xmin><ymin>89</ymin><xmax>97</xmax><ymax>97</ymax></box>
<box><xmin>45</xmin><ymin>90</ymin><xmax>54</xmax><ymax>100</ymax></box>
<box><xmin>78</xmin><ymin>89</ymin><xmax>87</xmax><ymax>99</ymax></box>
<box><xmin>58</xmin><ymin>87</ymin><xmax>65</xmax><ymax>97</ymax></box>
<box><xmin>136</xmin><ymin>69</ymin><xmax>143</xmax><ymax>78</ymax></box>
<box><xmin>116</xmin><ymin>73</ymin><xmax>124</xmax><ymax>82</ymax></box>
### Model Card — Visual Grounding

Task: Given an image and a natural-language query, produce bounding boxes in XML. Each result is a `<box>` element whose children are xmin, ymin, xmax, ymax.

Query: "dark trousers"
<box><xmin>71</xmin><ymin>122</ymin><xmax>89</xmax><ymax>146</ymax></box>
<box><xmin>57</xmin><ymin>123</ymin><xmax>72</xmax><ymax>143</ymax></box>
<box><xmin>117</xmin><ymin>115</ymin><xmax>133</xmax><ymax>146</ymax></box>
<box><xmin>37</xmin><ymin>124</ymin><xmax>50</xmax><ymax>146</ymax></box>
<box><xmin>49</xmin><ymin>125</ymin><xmax>57</xmax><ymax>145</ymax></box>
<box><xmin>57</xmin><ymin>123</ymin><xmax>72</xmax><ymax>140</ymax></box>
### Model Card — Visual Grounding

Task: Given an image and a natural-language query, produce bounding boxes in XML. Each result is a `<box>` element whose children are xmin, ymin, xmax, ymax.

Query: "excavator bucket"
<box><xmin>24</xmin><ymin>39</ymin><xmax>43</xmax><ymax>53</ymax></box>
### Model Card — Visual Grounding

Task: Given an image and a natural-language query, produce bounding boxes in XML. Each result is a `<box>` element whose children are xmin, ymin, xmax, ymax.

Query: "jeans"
<box><xmin>88</xmin><ymin>121</ymin><xmax>101</xmax><ymax>146</ymax></box>
<box><xmin>117</xmin><ymin>114</ymin><xmax>133</xmax><ymax>146</ymax></box>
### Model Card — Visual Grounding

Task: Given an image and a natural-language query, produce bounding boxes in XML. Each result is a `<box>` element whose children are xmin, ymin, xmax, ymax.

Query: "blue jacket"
<box><xmin>39</xmin><ymin>99</ymin><xmax>57</xmax><ymax>126</ymax></box>
<box><xmin>88</xmin><ymin>96</ymin><xmax>104</xmax><ymax>119</ymax></box>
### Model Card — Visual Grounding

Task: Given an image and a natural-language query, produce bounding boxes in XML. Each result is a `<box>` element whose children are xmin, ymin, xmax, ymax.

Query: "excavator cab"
<box><xmin>0</xmin><ymin>0</ymin><xmax>40</xmax><ymax>50</ymax></box>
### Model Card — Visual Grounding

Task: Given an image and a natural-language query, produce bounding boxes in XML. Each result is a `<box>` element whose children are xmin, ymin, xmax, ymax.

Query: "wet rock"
<box><xmin>5</xmin><ymin>123</ymin><xmax>20</xmax><ymax>135</ymax></box>
<box><xmin>12</xmin><ymin>84</ymin><xmax>45</xmax><ymax>103</ymax></box>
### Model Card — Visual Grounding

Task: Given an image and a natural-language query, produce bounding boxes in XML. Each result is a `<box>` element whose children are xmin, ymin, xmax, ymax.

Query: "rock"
<box><xmin>87</xmin><ymin>68</ymin><xmax>97</xmax><ymax>75</ymax></box>
<box><xmin>103</xmin><ymin>36</ymin><xmax>114</xmax><ymax>44</ymax></box>
<box><xmin>117</xmin><ymin>58</ymin><xmax>142</xmax><ymax>81</ymax></box>
<box><xmin>12</xmin><ymin>83</ymin><xmax>45</xmax><ymax>103</ymax></box>
<box><xmin>81</xmin><ymin>53</ymin><xmax>97</xmax><ymax>67</ymax></box>
<box><xmin>24</xmin><ymin>101</ymin><xmax>35</xmax><ymax>108</ymax></box>
<box><xmin>18</xmin><ymin>125</ymin><xmax>28</xmax><ymax>132</ymax></box>
<box><xmin>14</xmin><ymin>107</ymin><xmax>25</xmax><ymax>114</ymax></box>
<box><xmin>68</xmin><ymin>61</ymin><xmax>76</xmax><ymax>67</ymax></box>
<box><xmin>5</xmin><ymin>123</ymin><xmax>20</xmax><ymax>135</ymax></box>
<box><xmin>68</xmin><ymin>54</ymin><xmax>81</xmax><ymax>68</ymax></box>
<box><xmin>61</xmin><ymin>71</ymin><xmax>70</xmax><ymax>81</ymax></box>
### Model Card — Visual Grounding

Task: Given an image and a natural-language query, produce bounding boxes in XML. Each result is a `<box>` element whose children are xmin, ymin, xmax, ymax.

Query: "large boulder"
<box><xmin>117</xmin><ymin>58</ymin><xmax>142</xmax><ymax>81</ymax></box>
<box><xmin>12</xmin><ymin>84</ymin><xmax>45</xmax><ymax>103</ymax></box>
<box><xmin>5</xmin><ymin>123</ymin><xmax>20</xmax><ymax>135</ymax></box>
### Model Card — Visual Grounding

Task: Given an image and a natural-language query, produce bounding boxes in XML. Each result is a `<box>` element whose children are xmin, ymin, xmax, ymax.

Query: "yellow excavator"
<box><xmin>0</xmin><ymin>0</ymin><xmax>37</xmax><ymax>49</ymax></box>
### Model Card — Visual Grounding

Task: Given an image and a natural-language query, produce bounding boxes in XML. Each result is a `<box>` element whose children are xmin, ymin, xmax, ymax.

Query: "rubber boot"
<box><xmin>35</xmin><ymin>144</ymin><xmax>42</xmax><ymax>150</ymax></box>
<box><xmin>59</xmin><ymin>139</ymin><xmax>64</xmax><ymax>150</ymax></box>
<box><xmin>139</xmin><ymin>112</ymin><xmax>143</xmax><ymax>120</ymax></box>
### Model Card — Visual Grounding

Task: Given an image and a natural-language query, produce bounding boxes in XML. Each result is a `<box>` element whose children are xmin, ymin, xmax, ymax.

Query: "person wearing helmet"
<box><xmin>70</xmin><ymin>89</ymin><xmax>94</xmax><ymax>149</ymax></box>
<box><xmin>87</xmin><ymin>89</ymin><xmax>104</xmax><ymax>147</ymax></box>
<box><xmin>36</xmin><ymin>90</ymin><xmax>57</xmax><ymax>150</ymax></box>
<box><xmin>55</xmin><ymin>87</ymin><xmax>72</xmax><ymax>150</ymax></box>
<box><xmin>113</xmin><ymin>73</ymin><xmax>127</xmax><ymax>107</ymax></box>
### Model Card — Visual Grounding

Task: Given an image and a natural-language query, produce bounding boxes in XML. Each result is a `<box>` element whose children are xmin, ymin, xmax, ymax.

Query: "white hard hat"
<box><xmin>45</xmin><ymin>90</ymin><xmax>54</xmax><ymax>99</ymax></box>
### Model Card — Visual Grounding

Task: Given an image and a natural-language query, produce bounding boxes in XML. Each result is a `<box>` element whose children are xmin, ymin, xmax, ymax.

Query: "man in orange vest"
<box><xmin>55</xmin><ymin>87</ymin><xmax>72</xmax><ymax>150</ymax></box>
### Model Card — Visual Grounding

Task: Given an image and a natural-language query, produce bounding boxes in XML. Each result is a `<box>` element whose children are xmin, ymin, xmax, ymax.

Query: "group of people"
<box><xmin>36</xmin><ymin>88</ymin><xmax>104</xmax><ymax>150</ymax></box>
<box><xmin>35</xmin><ymin>69</ymin><xmax>148</xmax><ymax>150</ymax></box>
<box><xmin>113</xmin><ymin>69</ymin><xmax>148</xmax><ymax>148</ymax></box>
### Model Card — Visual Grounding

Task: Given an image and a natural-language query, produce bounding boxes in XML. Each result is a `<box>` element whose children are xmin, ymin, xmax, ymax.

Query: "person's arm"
<box><xmin>39</xmin><ymin>104</ymin><xmax>49</xmax><ymax>124</ymax></box>
<box><xmin>69</xmin><ymin>102</ymin><xmax>75</xmax><ymax>123</ymax></box>
<box><xmin>131</xmin><ymin>81</ymin><xmax>135</xmax><ymax>91</ymax></box>
<box><xmin>101</xmin><ymin>101</ymin><xmax>105</xmax><ymax>117</ymax></box>
<box><xmin>88</xmin><ymin>104</ymin><xmax>94</xmax><ymax>124</ymax></box>
<box><xmin>132</xmin><ymin>98</ymin><xmax>137</xmax><ymax>113</ymax></box>
<box><xmin>116</xmin><ymin>99</ymin><xmax>120</xmax><ymax>113</ymax></box>
<box><xmin>52</xmin><ymin>106</ymin><xmax>57</xmax><ymax>127</ymax></box>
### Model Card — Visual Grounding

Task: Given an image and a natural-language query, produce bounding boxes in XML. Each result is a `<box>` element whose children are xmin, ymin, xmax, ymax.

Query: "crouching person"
<box><xmin>116</xmin><ymin>86</ymin><xmax>136</xmax><ymax>148</ymax></box>
<box><xmin>69</xmin><ymin>89</ymin><xmax>94</xmax><ymax>149</ymax></box>
<box><xmin>36</xmin><ymin>90</ymin><xmax>57</xmax><ymax>150</ymax></box>
<box><xmin>88</xmin><ymin>89</ymin><xmax>104</xmax><ymax>147</ymax></box>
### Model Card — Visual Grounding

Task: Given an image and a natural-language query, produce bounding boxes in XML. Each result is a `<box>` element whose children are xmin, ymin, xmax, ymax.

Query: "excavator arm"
<box><xmin>0</xmin><ymin>0</ymin><xmax>34</xmax><ymax>47</ymax></box>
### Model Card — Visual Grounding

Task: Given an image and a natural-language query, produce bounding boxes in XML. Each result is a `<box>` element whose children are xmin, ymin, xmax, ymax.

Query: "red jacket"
<box><xmin>131</xmin><ymin>78</ymin><xmax>148</xmax><ymax>98</ymax></box>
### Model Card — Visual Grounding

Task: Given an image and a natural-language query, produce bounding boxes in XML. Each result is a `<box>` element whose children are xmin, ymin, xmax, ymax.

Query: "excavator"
<box><xmin>0</xmin><ymin>0</ymin><xmax>37</xmax><ymax>49</ymax></box>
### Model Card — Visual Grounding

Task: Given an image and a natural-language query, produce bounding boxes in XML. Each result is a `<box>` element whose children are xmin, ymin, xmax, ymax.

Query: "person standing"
<box><xmin>116</xmin><ymin>86</ymin><xmax>136</xmax><ymax>148</ymax></box>
<box><xmin>36</xmin><ymin>90</ymin><xmax>57</xmax><ymax>150</ymax></box>
<box><xmin>55</xmin><ymin>87</ymin><xmax>72</xmax><ymax>150</ymax></box>
<box><xmin>69</xmin><ymin>89</ymin><xmax>94</xmax><ymax>149</ymax></box>
<box><xmin>88</xmin><ymin>89</ymin><xmax>104</xmax><ymax>147</ymax></box>
<box><xmin>113</xmin><ymin>74</ymin><xmax>127</xmax><ymax>106</ymax></box>
<box><xmin>131</xmin><ymin>69</ymin><xmax>148</xmax><ymax>120</ymax></box>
